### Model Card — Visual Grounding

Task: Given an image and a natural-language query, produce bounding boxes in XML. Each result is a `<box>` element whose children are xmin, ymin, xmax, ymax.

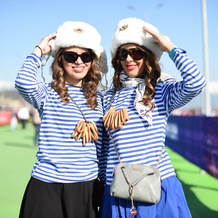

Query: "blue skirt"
<box><xmin>100</xmin><ymin>176</ymin><xmax>192</xmax><ymax>218</ymax></box>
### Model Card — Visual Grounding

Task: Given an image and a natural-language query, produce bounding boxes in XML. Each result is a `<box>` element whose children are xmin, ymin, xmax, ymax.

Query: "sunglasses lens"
<box><xmin>117</xmin><ymin>49</ymin><xmax>128</xmax><ymax>61</ymax></box>
<box><xmin>62</xmin><ymin>52</ymin><xmax>78</xmax><ymax>63</ymax></box>
<box><xmin>129</xmin><ymin>49</ymin><xmax>145</xmax><ymax>60</ymax></box>
<box><xmin>117</xmin><ymin>48</ymin><xmax>145</xmax><ymax>61</ymax></box>
<box><xmin>80</xmin><ymin>52</ymin><xmax>93</xmax><ymax>63</ymax></box>
<box><xmin>62</xmin><ymin>52</ymin><xmax>93</xmax><ymax>63</ymax></box>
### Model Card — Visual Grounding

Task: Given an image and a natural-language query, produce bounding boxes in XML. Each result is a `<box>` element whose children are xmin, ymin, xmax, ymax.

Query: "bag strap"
<box><xmin>108</xmin><ymin>130</ymin><xmax>164</xmax><ymax>168</ymax></box>
<box><xmin>106</xmin><ymin>92</ymin><xmax>163</xmax><ymax>168</ymax></box>
<box><xmin>108</xmin><ymin>130</ymin><xmax>122</xmax><ymax>163</ymax></box>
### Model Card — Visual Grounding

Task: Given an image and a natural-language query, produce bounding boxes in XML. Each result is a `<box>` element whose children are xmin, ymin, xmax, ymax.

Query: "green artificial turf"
<box><xmin>167</xmin><ymin>148</ymin><xmax>218</xmax><ymax>218</ymax></box>
<box><xmin>0</xmin><ymin>123</ymin><xmax>218</xmax><ymax>218</ymax></box>
<box><xmin>0</xmin><ymin>123</ymin><xmax>37</xmax><ymax>218</ymax></box>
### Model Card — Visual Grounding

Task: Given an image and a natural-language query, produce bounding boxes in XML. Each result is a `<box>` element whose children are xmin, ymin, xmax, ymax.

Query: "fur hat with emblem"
<box><xmin>49</xmin><ymin>21</ymin><xmax>108</xmax><ymax>74</ymax></box>
<box><xmin>111</xmin><ymin>17</ymin><xmax>165</xmax><ymax>61</ymax></box>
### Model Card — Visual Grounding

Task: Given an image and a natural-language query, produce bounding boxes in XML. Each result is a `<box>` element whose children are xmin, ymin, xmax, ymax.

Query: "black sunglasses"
<box><xmin>117</xmin><ymin>48</ymin><xmax>145</xmax><ymax>61</ymax></box>
<box><xmin>62</xmin><ymin>51</ymin><xmax>94</xmax><ymax>63</ymax></box>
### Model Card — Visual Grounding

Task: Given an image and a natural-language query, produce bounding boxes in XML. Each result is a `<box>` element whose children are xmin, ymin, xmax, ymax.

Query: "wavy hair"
<box><xmin>111</xmin><ymin>44</ymin><xmax>161</xmax><ymax>111</ymax></box>
<box><xmin>50</xmin><ymin>48</ymin><xmax>102</xmax><ymax>110</ymax></box>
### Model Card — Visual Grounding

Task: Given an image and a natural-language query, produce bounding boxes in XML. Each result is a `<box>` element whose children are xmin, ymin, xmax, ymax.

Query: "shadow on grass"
<box><xmin>4</xmin><ymin>142</ymin><xmax>36</xmax><ymax>149</ymax></box>
<box><xmin>181</xmin><ymin>181</ymin><xmax>218</xmax><ymax>218</ymax></box>
<box><xmin>167</xmin><ymin>148</ymin><xmax>218</xmax><ymax>217</ymax></box>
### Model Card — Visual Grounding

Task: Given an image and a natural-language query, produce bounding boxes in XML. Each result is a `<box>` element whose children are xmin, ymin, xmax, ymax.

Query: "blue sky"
<box><xmin>0</xmin><ymin>0</ymin><xmax>217</xmax><ymax>88</ymax></box>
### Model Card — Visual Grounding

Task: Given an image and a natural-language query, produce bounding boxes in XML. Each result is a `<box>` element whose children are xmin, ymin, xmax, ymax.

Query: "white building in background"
<box><xmin>0</xmin><ymin>81</ymin><xmax>15</xmax><ymax>91</ymax></box>
<box><xmin>208</xmin><ymin>82</ymin><xmax>218</xmax><ymax>94</ymax></box>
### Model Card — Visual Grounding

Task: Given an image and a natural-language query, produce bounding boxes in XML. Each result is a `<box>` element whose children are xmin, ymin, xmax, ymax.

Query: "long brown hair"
<box><xmin>50</xmin><ymin>48</ymin><xmax>102</xmax><ymax>110</ymax></box>
<box><xmin>111</xmin><ymin>44</ymin><xmax>161</xmax><ymax>111</ymax></box>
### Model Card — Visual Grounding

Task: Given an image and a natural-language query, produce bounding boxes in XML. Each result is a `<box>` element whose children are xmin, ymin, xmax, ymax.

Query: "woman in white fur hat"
<box><xmin>100</xmin><ymin>17</ymin><xmax>206</xmax><ymax>217</ymax></box>
<box><xmin>15</xmin><ymin>21</ymin><xmax>107</xmax><ymax>218</ymax></box>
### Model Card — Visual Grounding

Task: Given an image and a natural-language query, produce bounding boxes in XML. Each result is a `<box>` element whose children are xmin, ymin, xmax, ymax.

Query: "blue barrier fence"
<box><xmin>166</xmin><ymin>115</ymin><xmax>218</xmax><ymax>178</ymax></box>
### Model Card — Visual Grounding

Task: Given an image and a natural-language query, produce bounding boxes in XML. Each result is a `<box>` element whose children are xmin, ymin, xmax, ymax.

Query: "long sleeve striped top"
<box><xmin>101</xmin><ymin>48</ymin><xmax>207</xmax><ymax>185</ymax></box>
<box><xmin>15</xmin><ymin>54</ymin><xmax>104</xmax><ymax>183</ymax></box>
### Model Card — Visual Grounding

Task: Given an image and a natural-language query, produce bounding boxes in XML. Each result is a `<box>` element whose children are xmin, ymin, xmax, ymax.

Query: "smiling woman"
<box><xmin>15</xmin><ymin>20</ymin><xmax>107</xmax><ymax>218</ymax></box>
<box><xmin>100</xmin><ymin>17</ymin><xmax>207</xmax><ymax>218</ymax></box>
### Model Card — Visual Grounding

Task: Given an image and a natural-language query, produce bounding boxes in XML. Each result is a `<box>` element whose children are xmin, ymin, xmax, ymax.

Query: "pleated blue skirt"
<box><xmin>100</xmin><ymin>176</ymin><xmax>192</xmax><ymax>218</ymax></box>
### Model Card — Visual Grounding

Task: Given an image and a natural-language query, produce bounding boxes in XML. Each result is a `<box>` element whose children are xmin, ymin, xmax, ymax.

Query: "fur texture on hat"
<box><xmin>49</xmin><ymin>21</ymin><xmax>108</xmax><ymax>74</ymax></box>
<box><xmin>111</xmin><ymin>17</ymin><xmax>164</xmax><ymax>60</ymax></box>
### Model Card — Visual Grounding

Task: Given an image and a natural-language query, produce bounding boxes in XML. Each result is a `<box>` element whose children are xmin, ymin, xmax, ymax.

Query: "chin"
<box><xmin>126</xmin><ymin>71</ymin><xmax>140</xmax><ymax>78</ymax></box>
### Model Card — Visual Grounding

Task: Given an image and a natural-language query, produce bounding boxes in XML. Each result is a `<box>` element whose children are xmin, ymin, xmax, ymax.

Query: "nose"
<box><xmin>126</xmin><ymin>54</ymin><xmax>133</xmax><ymax>61</ymax></box>
<box><xmin>75</xmin><ymin>56</ymin><xmax>83</xmax><ymax>64</ymax></box>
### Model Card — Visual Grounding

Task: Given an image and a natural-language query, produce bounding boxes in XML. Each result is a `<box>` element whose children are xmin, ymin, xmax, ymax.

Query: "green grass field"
<box><xmin>0</xmin><ymin>123</ymin><xmax>37</xmax><ymax>218</ymax></box>
<box><xmin>0</xmin><ymin>123</ymin><xmax>218</xmax><ymax>218</ymax></box>
<box><xmin>168</xmin><ymin>149</ymin><xmax>218</xmax><ymax>217</ymax></box>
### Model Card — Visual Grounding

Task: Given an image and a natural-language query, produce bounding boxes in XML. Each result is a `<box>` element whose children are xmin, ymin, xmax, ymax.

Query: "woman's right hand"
<box><xmin>33</xmin><ymin>33</ymin><xmax>56</xmax><ymax>57</ymax></box>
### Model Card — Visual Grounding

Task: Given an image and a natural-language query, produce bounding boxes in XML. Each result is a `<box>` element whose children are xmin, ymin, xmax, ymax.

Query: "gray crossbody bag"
<box><xmin>109</xmin><ymin>130</ymin><xmax>163</xmax><ymax>216</ymax></box>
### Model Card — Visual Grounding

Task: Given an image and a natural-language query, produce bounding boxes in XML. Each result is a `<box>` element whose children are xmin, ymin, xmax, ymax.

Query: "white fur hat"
<box><xmin>50</xmin><ymin>21</ymin><xmax>103</xmax><ymax>57</ymax></box>
<box><xmin>49</xmin><ymin>21</ymin><xmax>108</xmax><ymax>74</ymax></box>
<box><xmin>111</xmin><ymin>17</ymin><xmax>163</xmax><ymax>60</ymax></box>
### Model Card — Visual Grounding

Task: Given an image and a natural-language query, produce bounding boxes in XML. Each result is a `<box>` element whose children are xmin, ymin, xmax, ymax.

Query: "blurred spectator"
<box><xmin>31</xmin><ymin>108</ymin><xmax>41</xmax><ymax>146</ymax></box>
<box><xmin>211</xmin><ymin>107</ymin><xmax>218</xmax><ymax>116</ymax></box>
<box><xmin>17</xmin><ymin>106</ymin><xmax>30</xmax><ymax>129</ymax></box>
<box><xmin>10</xmin><ymin>112</ymin><xmax>18</xmax><ymax>131</ymax></box>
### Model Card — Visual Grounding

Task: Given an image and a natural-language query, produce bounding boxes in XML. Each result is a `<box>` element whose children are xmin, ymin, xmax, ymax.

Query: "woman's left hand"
<box><xmin>143</xmin><ymin>26</ymin><xmax>175</xmax><ymax>52</ymax></box>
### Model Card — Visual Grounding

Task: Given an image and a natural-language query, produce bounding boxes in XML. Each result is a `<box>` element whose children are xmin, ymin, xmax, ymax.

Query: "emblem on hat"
<box><xmin>119</xmin><ymin>24</ymin><xmax>128</xmax><ymax>31</ymax></box>
<box><xmin>74</xmin><ymin>28</ymin><xmax>83</xmax><ymax>33</ymax></box>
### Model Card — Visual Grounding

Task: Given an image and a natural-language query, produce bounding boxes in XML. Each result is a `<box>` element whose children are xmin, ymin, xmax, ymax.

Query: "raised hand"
<box><xmin>34</xmin><ymin>33</ymin><xmax>57</xmax><ymax>56</ymax></box>
<box><xmin>143</xmin><ymin>26</ymin><xmax>175</xmax><ymax>52</ymax></box>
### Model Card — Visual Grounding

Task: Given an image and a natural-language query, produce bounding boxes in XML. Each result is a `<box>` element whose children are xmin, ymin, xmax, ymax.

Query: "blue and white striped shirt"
<box><xmin>15</xmin><ymin>54</ymin><xmax>104</xmax><ymax>183</ymax></box>
<box><xmin>101</xmin><ymin>48</ymin><xmax>207</xmax><ymax>185</ymax></box>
